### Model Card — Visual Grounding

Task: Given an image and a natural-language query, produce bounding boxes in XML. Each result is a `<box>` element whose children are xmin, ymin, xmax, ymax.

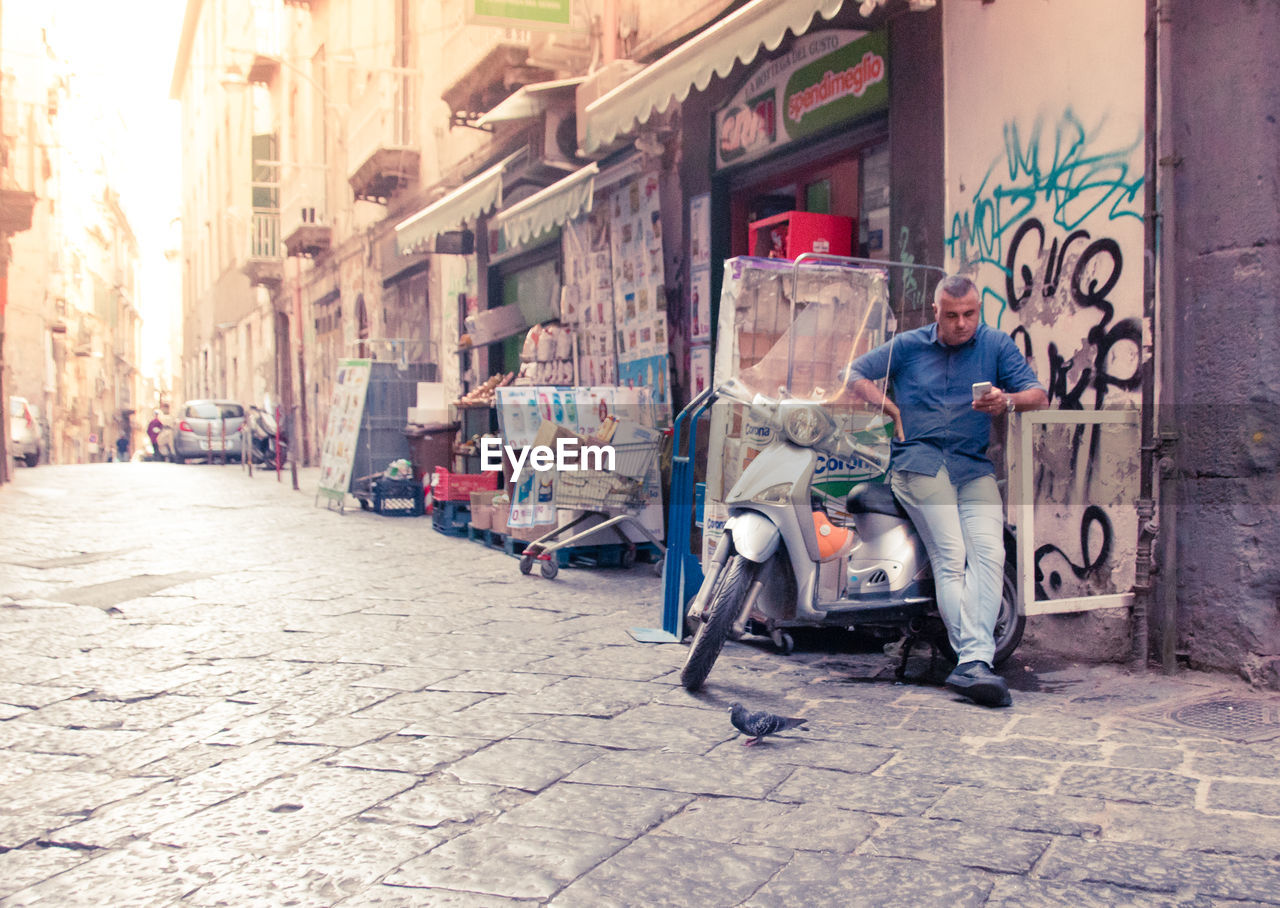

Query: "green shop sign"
<box><xmin>716</xmin><ymin>30</ymin><xmax>888</xmax><ymax>170</ymax></box>
<box><xmin>470</xmin><ymin>0</ymin><xmax>573</xmax><ymax>28</ymax></box>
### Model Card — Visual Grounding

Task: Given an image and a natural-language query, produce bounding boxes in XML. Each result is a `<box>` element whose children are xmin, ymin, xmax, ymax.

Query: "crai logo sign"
<box><xmin>784</xmin><ymin>32</ymin><xmax>887</xmax><ymax>139</ymax></box>
<box><xmin>716</xmin><ymin>30</ymin><xmax>889</xmax><ymax>170</ymax></box>
<box><xmin>470</xmin><ymin>0</ymin><xmax>572</xmax><ymax>28</ymax></box>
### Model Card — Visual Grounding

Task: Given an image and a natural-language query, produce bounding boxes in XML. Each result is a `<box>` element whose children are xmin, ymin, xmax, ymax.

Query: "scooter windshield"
<box><xmin>733</xmin><ymin>262</ymin><xmax>895</xmax><ymax>462</ymax></box>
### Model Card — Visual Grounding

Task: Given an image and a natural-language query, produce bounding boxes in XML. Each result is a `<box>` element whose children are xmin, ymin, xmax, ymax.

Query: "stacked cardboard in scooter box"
<box><xmin>702</xmin><ymin>257</ymin><xmax>892</xmax><ymax>565</ymax></box>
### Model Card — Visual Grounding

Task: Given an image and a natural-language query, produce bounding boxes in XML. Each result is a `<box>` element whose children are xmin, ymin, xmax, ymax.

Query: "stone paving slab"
<box><xmin>550</xmin><ymin>834</ymin><xmax>791</xmax><ymax>907</ymax></box>
<box><xmin>1037</xmin><ymin>838</ymin><xmax>1280</xmax><ymax>902</ymax></box>
<box><xmin>860</xmin><ymin>815</ymin><xmax>1052</xmax><ymax>873</ymax></box>
<box><xmin>494</xmin><ymin>781</ymin><xmax>692</xmax><ymax>839</ymax></box>
<box><xmin>924</xmin><ymin>785</ymin><xmax>1107</xmax><ymax>837</ymax></box>
<box><xmin>385</xmin><ymin>823</ymin><xmax>628</xmax><ymax>900</ymax></box>
<box><xmin>771</xmin><ymin>767</ymin><xmax>950</xmax><ymax>816</ymax></box>
<box><xmin>1</xmin><ymin>464</ymin><xmax>1279</xmax><ymax>906</ymax></box>
<box><xmin>741</xmin><ymin>853</ymin><xmax>995</xmax><ymax>908</ymax></box>
<box><xmin>656</xmin><ymin>796</ymin><xmax>880</xmax><ymax>852</ymax></box>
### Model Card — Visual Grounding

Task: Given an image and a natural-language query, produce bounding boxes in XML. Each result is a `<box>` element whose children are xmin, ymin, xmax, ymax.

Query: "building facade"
<box><xmin>169</xmin><ymin>0</ymin><xmax>1279</xmax><ymax>685</ymax></box>
<box><xmin>1</xmin><ymin>3</ymin><xmax>146</xmax><ymax>467</ymax></box>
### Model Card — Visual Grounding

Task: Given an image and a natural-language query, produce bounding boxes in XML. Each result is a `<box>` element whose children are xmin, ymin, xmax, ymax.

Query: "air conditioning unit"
<box><xmin>535</xmin><ymin>106</ymin><xmax>581</xmax><ymax>168</ymax></box>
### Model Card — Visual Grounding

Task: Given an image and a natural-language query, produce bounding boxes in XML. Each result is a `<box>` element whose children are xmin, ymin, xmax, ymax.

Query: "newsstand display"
<box><xmin>424</xmin><ymin>162</ymin><xmax>674</xmax><ymax>575</ymax></box>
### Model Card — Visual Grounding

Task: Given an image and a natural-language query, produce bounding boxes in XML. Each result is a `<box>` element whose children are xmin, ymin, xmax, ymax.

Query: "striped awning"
<box><xmin>475</xmin><ymin>77</ymin><xmax>585</xmax><ymax>128</ymax></box>
<box><xmin>580</xmin><ymin>0</ymin><xmax>846</xmax><ymax>154</ymax></box>
<box><xmin>394</xmin><ymin>152</ymin><xmax>520</xmax><ymax>255</ymax></box>
<box><xmin>489</xmin><ymin>162</ymin><xmax>599</xmax><ymax>249</ymax></box>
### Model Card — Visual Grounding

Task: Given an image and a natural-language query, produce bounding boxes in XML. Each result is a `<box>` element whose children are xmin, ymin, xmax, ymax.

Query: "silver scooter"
<box><xmin>680</xmin><ymin>263</ymin><xmax>1023</xmax><ymax>691</ymax></box>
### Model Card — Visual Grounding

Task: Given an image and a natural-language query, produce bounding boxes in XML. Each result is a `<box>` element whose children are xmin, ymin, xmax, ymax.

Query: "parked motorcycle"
<box><xmin>246</xmin><ymin>397</ymin><xmax>287</xmax><ymax>470</ymax></box>
<box><xmin>680</xmin><ymin>259</ymin><xmax>1024</xmax><ymax>691</ymax></box>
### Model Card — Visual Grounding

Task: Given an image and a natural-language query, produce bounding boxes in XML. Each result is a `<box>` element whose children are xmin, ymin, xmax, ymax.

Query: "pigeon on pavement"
<box><xmin>729</xmin><ymin>702</ymin><xmax>808</xmax><ymax>746</ymax></box>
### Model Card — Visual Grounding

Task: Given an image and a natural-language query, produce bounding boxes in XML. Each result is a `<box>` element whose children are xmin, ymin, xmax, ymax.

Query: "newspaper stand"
<box><xmin>518</xmin><ymin>439</ymin><xmax>666</xmax><ymax>580</ymax></box>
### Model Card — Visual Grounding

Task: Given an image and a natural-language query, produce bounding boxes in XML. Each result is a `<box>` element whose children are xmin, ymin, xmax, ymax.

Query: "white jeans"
<box><xmin>890</xmin><ymin>466</ymin><xmax>1005</xmax><ymax>666</ymax></box>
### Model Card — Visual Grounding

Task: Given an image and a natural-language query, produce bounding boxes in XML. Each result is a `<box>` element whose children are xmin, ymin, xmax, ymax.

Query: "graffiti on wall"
<box><xmin>948</xmin><ymin>109</ymin><xmax>1145</xmax><ymax>602</ymax></box>
<box><xmin>947</xmin><ymin>108</ymin><xmax>1143</xmax><ymax>319</ymax></box>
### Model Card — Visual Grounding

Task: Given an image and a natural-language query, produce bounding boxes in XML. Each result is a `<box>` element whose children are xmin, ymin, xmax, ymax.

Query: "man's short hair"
<box><xmin>933</xmin><ymin>274</ymin><xmax>978</xmax><ymax>306</ymax></box>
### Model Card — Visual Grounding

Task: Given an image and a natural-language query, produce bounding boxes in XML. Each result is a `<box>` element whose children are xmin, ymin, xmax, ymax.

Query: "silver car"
<box><xmin>174</xmin><ymin>399</ymin><xmax>246</xmax><ymax>462</ymax></box>
<box><xmin>8</xmin><ymin>396</ymin><xmax>41</xmax><ymax>467</ymax></box>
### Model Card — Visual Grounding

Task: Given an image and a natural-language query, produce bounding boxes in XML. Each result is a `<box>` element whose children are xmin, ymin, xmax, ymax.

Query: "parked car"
<box><xmin>8</xmin><ymin>396</ymin><xmax>41</xmax><ymax>467</ymax></box>
<box><xmin>173</xmin><ymin>399</ymin><xmax>246</xmax><ymax>463</ymax></box>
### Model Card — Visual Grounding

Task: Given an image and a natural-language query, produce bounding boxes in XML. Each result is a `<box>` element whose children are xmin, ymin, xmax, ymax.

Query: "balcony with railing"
<box><xmin>440</xmin><ymin>26</ymin><xmax>556</xmax><ymax>129</ymax></box>
<box><xmin>246</xmin><ymin>0</ymin><xmax>284</xmax><ymax>83</ymax></box>
<box><xmin>0</xmin><ymin>136</ymin><xmax>36</xmax><ymax>234</ymax></box>
<box><xmin>243</xmin><ymin>210</ymin><xmax>283</xmax><ymax>287</ymax></box>
<box><xmin>281</xmin><ymin>173</ymin><xmax>330</xmax><ymax>257</ymax></box>
<box><xmin>347</xmin><ymin>70</ymin><xmax>420</xmax><ymax>203</ymax></box>
<box><xmin>243</xmin><ymin>147</ymin><xmax>282</xmax><ymax>286</ymax></box>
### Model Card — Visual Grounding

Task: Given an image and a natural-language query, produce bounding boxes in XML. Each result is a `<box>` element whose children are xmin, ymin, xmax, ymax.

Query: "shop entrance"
<box><xmin>726</xmin><ymin>136</ymin><xmax>888</xmax><ymax>261</ymax></box>
<box><xmin>492</xmin><ymin>252</ymin><xmax>561</xmax><ymax>377</ymax></box>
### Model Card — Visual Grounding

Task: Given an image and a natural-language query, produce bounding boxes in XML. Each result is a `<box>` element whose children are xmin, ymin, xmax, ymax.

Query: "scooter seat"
<box><xmin>846</xmin><ymin>482</ymin><xmax>909</xmax><ymax>519</ymax></box>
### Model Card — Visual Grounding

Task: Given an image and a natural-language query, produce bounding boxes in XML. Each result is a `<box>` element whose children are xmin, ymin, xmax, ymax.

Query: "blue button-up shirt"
<box><xmin>849</xmin><ymin>322</ymin><xmax>1045</xmax><ymax>485</ymax></box>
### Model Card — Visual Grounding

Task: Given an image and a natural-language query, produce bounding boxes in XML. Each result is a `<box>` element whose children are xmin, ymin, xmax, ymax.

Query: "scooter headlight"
<box><xmin>752</xmin><ymin>483</ymin><xmax>793</xmax><ymax>505</ymax></box>
<box><xmin>781</xmin><ymin>403</ymin><xmax>834</xmax><ymax>447</ymax></box>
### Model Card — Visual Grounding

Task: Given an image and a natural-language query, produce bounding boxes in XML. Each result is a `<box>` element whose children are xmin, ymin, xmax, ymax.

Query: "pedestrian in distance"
<box><xmin>846</xmin><ymin>273</ymin><xmax>1048</xmax><ymax>707</ymax></box>
<box><xmin>147</xmin><ymin>411</ymin><xmax>165</xmax><ymax>460</ymax></box>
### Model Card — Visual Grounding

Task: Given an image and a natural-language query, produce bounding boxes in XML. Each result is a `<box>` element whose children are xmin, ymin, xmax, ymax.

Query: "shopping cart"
<box><xmin>518</xmin><ymin>438</ymin><xmax>667</xmax><ymax>580</ymax></box>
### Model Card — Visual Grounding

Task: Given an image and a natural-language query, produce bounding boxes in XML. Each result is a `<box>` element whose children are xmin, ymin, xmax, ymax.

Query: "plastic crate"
<box><xmin>433</xmin><ymin>467</ymin><xmax>499</xmax><ymax>501</ymax></box>
<box><xmin>432</xmin><ymin>500</ymin><xmax>470</xmax><ymax>536</ymax></box>
<box><xmin>372</xmin><ymin>477</ymin><xmax>425</xmax><ymax>517</ymax></box>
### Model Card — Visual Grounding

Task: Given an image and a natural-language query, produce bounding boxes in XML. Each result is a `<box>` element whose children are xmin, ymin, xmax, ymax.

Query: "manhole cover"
<box><xmin>1140</xmin><ymin>696</ymin><xmax>1280</xmax><ymax>743</ymax></box>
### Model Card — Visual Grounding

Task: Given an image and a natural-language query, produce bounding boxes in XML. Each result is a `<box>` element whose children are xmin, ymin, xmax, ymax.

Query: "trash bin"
<box><xmin>403</xmin><ymin>422</ymin><xmax>457</xmax><ymax>482</ymax></box>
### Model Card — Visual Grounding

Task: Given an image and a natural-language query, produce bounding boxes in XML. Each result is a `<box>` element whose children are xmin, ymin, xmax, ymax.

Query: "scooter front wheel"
<box><xmin>680</xmin><ymin>554</ymin><xmax>758</xmax><ymax>691</ymax></box>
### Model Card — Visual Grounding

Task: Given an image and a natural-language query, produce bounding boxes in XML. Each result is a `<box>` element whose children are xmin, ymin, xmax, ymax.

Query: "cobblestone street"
<box><xmin>1</xmin><ymin>463</ymin><xmax>1278</xmax><ymax>906</ymax></box>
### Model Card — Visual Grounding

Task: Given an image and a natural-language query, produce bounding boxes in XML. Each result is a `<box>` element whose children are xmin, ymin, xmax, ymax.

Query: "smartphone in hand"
<box><xmin>971</xmin><ymin>381</ymin><xmax>993</xmax><ymax>401</ymax></box>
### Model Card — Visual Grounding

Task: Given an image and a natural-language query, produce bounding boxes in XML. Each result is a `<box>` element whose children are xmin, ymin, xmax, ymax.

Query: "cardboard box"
<box><xmin>412</xmin><ymin>382</ymin><xmax>449</xmax><ymax>425</ymax></box>
<box><xmin>465</xmin><ymin>305</ymin><xmax>528</xmax><ymax>345</ymax></box>
<box><xmin>469</xmin><ymin>489</ymin><xmax>502</xmax><ymax>530</ymax></box>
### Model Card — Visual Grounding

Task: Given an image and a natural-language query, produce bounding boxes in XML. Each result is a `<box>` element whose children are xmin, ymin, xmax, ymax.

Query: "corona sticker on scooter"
<box><xmin>810</xmin><ymin>420</ymin><xmax>893</xmax><ymax>503</ymax></box>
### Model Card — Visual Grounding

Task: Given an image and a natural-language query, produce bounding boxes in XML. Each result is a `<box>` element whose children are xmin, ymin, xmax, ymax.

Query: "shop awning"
<box><xmin>394</xmin><ymin>152</ymin><xmax>521</xmax><ymax>255</ymax></box>
<box><xmin>475</xmin><ymin>77</ymin><xmax>585</xmax><ymax>128</ymax></box>
<box><xmin>580</xmin><ymin>0</ymin><xmax>846</xmax><ymax>155</ymax></box>
<box><xmin>489</xmin><ymin>162</ymin><xmax>599</xmax><ymax>249</ymax></box>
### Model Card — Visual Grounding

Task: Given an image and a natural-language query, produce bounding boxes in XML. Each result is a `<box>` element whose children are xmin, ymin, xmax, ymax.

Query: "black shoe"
<box><xmin>945</xmin><ymin>661</ymin><xmax>1012</xmax><ymax>707</ymax></box>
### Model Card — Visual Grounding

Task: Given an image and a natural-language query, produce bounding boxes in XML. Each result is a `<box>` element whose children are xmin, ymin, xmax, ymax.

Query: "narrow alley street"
<box><xmin>0</xmin><ymin>464</ymin><xmax>1277</xmax><ymax>906</ymax></box>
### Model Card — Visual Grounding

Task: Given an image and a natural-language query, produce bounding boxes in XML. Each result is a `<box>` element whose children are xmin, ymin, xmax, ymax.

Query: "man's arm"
<box><xmin>845</xmin><ymin>342</ymin><xmax>904</xmax><ymax>440</ymax></box>
<box><xmin>975</xmin><ymin>334</ymin><xmax>1050</xmax><ymax>416</ymax></box>
<box><xmin>852</xmin><ymin>379</ymin><xmax>904</xmax><ymax>440</ymax></box>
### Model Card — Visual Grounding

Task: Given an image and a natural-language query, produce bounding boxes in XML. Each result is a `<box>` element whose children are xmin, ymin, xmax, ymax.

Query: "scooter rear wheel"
<box><xmin>680</xmin><ymin>554</ymin><xmax>758</xmax><ymax>691</ymax></box>
<box><xmin>931</xmin><ymin>555</ymin><xmax>1025</xmax><ymax>668</ymax></box>
<box><xmin>992</xmin><ymin>556</ymin><xmax>1025</xmax><ymax>668</ymax></box>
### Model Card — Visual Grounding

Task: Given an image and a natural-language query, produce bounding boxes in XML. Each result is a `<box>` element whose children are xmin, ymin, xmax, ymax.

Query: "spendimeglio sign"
<box><xmin>715</xmin><ymin>30</ymin><xmax>889</xmax><ymax>170</ymax></box>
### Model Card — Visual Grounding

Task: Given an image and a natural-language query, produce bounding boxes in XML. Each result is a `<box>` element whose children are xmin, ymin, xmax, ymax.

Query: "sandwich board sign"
<box><xmin>316</xmin><ymin>358</ymin><xmax>372</xmax><ymax>509</ymax></box>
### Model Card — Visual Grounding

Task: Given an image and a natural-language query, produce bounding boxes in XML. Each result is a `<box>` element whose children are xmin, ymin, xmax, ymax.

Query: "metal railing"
<box><xmin>248</xmin><ymin>209</ymin><xmax>281</xmax><ymax>260</ymax></box>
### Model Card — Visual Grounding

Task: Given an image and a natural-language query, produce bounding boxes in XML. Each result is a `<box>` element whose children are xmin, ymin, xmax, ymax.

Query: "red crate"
<box><xmin>749</xmin><ymin>211</ymin><xmax>854</xmax><ymax>260</ymax></box>
<box><xmin>432</xmin><ymin>467</ymin><xmax>499</xmax><ymax>501</ymax></box>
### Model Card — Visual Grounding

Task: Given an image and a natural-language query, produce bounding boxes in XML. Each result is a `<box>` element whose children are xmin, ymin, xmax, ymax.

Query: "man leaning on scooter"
<box><xmin>847</xmin><ymin>274</ymin><xmax>1048</xmax><ymax>707</ymax></box>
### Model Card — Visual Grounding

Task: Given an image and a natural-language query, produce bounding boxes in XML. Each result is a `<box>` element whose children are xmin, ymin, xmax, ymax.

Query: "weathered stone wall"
<box><xmin>1170</xmin><ymin>0</ymin><xmax>1280</xmax><ymax>687</ymax></box>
